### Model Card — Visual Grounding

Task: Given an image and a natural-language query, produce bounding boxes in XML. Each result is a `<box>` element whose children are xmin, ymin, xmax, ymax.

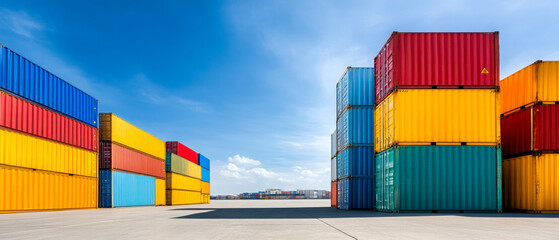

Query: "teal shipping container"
<box><xmin>375</xmin><ymin>146</ymin><xmax>502</xmax><ymax>212</ymax></box>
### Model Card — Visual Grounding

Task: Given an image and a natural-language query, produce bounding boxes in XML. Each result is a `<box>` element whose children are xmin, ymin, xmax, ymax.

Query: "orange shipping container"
<box><xmin>201</xmin><ymin>181</ymin><xmax>210</xmax><ymax>194</ymax></box>
<box><xmin>331</xmin><ymin>181</ymin><xmax>337</xmax><ymax>207</ymax></box>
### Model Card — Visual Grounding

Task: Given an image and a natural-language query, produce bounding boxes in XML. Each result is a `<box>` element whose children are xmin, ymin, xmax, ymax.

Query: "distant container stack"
<box><xmin>0</xmin><ymin>45</ymin><xmax>99</xmax><ymax>212</ymax></box>
<box><xmin>98</xmin><ymin>113</ymin><xmax>166</xmax><ymax>207</ymax></box>
<box><xmin>335</xmin><ymin>67</ymin><xmax>375</xmax><ymax>210</ymax></box>
<box><xmin>501</xmin><ymin>61</ymin><xmax>559</xmax><ymax>213</ymax></box>
<box><xmin>166</xmin><ymin>142</ymin><xmax>209</xmax><ymax>205</ymax></box>
<box><xmin>374</xmin><ymin>32</ymin><xmax>502</xmax><ymax>213</ymax></box>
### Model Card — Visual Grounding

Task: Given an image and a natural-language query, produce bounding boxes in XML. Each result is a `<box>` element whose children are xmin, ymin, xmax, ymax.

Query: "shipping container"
<box><xmin>155</xmin><ymin>178</ymin><xmax>166</xmax><ymax>206</ymax></box>
<box><xmin>331</xmin><ymin>181</ymin><xmax>337</xmax><ymax>207</ymax></box>
<box><xmin>99</xmin><ymin>113</ymin><xmax>165</xmax><ymax>160</ymax></box>
<box><xmin>166</xmin><ymin>153</ymin><xmax>201</xmax><ymax>179</ymax></box>
<box><xmin>0</xmin><ymin>165</ymin><xmax>97</xmax><ymax>212</ymax></box>
<box><xmin>0</xmin><ymin>91</ymin><xmax>98</xmax><ymax>151</ymax></box>
<box><xmin>0</xmin><ymin>45</ymin><xmax>98</xmax><ymax>127</ymax></box>
<box><xmin>99</xmin><ymin>170</ymin><xmax>155</xmax><ymax>208</ymax></box>
<box><xmin>501</xmin><ymin>61</ymin><xmax>559</xmax><ymax>114</ymax></box>
<box><xmin>336</xmin><ymin>67</ymin><xmax>375</xmax><ymax>117</ymax></box>
<box><xmin>374</xmin><ymin>89</ymin><xmax>500</xmax><ymax>153</ymax></box>
<box><xmin>202</xmin><ymin>194</ymin><xmax>210</xmax><ymax>204</ymax></box>
<box><xmin>331</xmin><ymin>155</ymin><xmax>337</xmax><ymax>181</ymax></box>
<box><xmin>202</xmin><ymin>168</ymin><xmax>210</xmax><ymax>183</ymax></box>
<box><xmin>337</xmin><ymin>107</ymin><xmax>375</xmax><ymax>151</ymax></box>
<box><xmin>166</xmin><ymin>141</ymin><xmax>198</xmax><ymax>164</ymax></box>
<box><xmin>197</xmin><ymin>153</ymin><xmax>210</xmax><ymax>170</ymax></box>
<box><xmin>331</xmin><ymin>130</ymin><xmax>337</xmax><ymax>158</ymax></box>
<box><xmin>201</xmin><ymin>181</ymin><xmax>210</xmax><ymax>194</ymax></box>
<box><xmin>503</xmin><ymin>154</ymin><xmax>559</xmax><ymax>213</ymax></box>
<box><xmin>337</xmin><ymin>146</ymin><xmax>374</xmax><ymax>179</ymax></box>
<box><xmin>375</xmin><ymin>146</ymin><xmax>501</xmax><ymax>212</ymax></box>
<box><xmin>166</xmin><ymin>172</ymin><xmax>201</xmax><ymax>191</ymax></box>
<box><xmin>337</xmin><ymin>177</ymin><xmax>375</xmax><ymax>210</ymax></box>
<box><xmin>374</xmin><ymin>32</ymin><xmax>499</xmax><ymax>104</ymax></box>
<box><xmin>99</xmin><ymin>142</ymin><xmax>165</xmax><ymax>178</ymax></box>
<box><xmin>166</xmin><ymin>190</ymin><xmax>201</xmax><ymax>205</ymax></box>
<box><xmin>0</xmin><ymin>128</ymin><xmax>98</xmax><ymax>178</ymax></box>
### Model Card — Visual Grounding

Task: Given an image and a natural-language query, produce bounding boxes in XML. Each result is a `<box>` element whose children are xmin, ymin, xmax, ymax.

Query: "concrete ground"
<box><xmin>0</xmin><ymin>200</ymin><xmax>558</xmax><ymax>240</ymax></box>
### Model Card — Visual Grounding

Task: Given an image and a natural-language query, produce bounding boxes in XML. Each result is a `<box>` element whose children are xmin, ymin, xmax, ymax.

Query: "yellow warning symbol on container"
<box><xmin>481</xmin><ymin>68</ymin><xmax>489</xmax><ymax>74</ymax></box>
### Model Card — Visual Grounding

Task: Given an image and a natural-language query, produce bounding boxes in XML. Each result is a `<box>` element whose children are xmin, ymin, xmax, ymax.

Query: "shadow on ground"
<box><xmin>171</xmin><ymin>207</ymin><xmax>559</xmax><ymax>219</ymax></box>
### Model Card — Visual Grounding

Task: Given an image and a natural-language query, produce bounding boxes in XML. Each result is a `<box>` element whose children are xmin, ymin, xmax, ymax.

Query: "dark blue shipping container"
<box><xmin>0</xmin><ymin>45</ymin><xmax>98</xmax><ymax>127</ymax></box>
<box><xmin>202</xmin><ymin>168</ymin><xmax>210</xmax><ymax>182</ymax></box>
<box><xmin>336</xmin><ymin>67</ymin><xmax>374</xmax><ymax>118</ymax></box>
<box><xmin>337</xmin><ymin>177</ymin><xmax>375</xmax><ymax>210</ymax></box>
<box><xmin>336</xmin><ymin>107</ymin><xmax>374</xmax><ymax>151</ymax></box>
<box><xmin>198</xmin><ymin>154</ymin><xmax>210</xmax><ymax>170</ymax></box>
<box><xmin>337</xmin><ymin>146</ymin><xmax>374</xmax><ymax>179</ymax></box>
<box><xmin>99</xmin><ymin>170</ymin><xmax>155</xmax><ymax>208</ymax></box>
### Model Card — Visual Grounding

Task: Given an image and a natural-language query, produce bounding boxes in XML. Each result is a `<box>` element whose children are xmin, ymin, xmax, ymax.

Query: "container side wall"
<box><xmin>336</xmin><ymin>68</ymin><xmax>375</xmax><ymax>117</ymax></box>
<box><xmin>337</xmin><ymin>177</ymin><xmax>375</xmax><ymax>210</ymax></box>
<box><xmin>337</xmin><ymin>107</ymin><xmax>375</xmax><ymax>151</ymax></box>
<box><xmin>501</xmin><ymin>107</ymin><xmax>532</xmax><ymax>157</ymax></box>
<box><xmin>166</xmin><ymin>141</ymin><xmax>198</xmax><ymax>164</ymax></box>
<box><xmin>166</xmin><ymin>190</ymin><xmax>202</xmax><ymax>205</ymax></box>
<box><xmin>375</xmin><ymin>148</ymin><xmax>395</xmax><ymax>212</ymax></box>
<box><xmin>166</xmin><ymin>173</ymin><xmax>202</xmax><ymax>191</ymax></box>
<box><xmin>537</xmin><ymin>154</ymin><xmax>559</xmax><ymax>211</ymax></box>
<box><xmin>500</xmin><ymin>63</ymin><xmax>537</xmax><ymax>114</ymax></box>
<box><xmin>197</xmin><ymin>154</ymin><xmax>210</xmax><ymax>170</ymax></box>
<box><xmin>155</xmin><ymin>178</ymin><xmax>166</xmax><ymax>206</ymax></box>
<box><xmin>534</xmin><ymin>105</ymin><xmax>559</xmax><ymax>152</ymax></box>
<box><xmin>111</xmin><ymin>170</ymin><xmax>155</xmax><ymax>207</ymax></box>
<box><xmin>331</xmin><ymin>181</ymin><xmax>337</xmax><ymax>207</ymax></box>
<box><xmin>201</xmin><ymin>181</ymin><xmax>210</xmax><ymax>194</ymax></box>
<box><xmin>502</xmin><ymin>155</ymin><xmax>536</xmax><ymax>211</ymax></box>
<box><xmin>99</xmin><ymin>142</ymin><xmax>165</xmax><ymax>178</ymax></box>
<box><xmin>202</xmin><ymin>168</ymin><xmax>210</xmax><ymax>182</ymax></box>
<box><xmin>331</xmin><ymin>156</ymin><xmax>337</xmax><ymax>181</ymax></box>
<box><xmin>536</xmin><ymin>62</ymin><xmax>559</xmax><ymax>103</ymax></box>
<box><xmin>337</xmin><ymin>146</ymin><xmax>375</xmax><ymax>179</ymax></box>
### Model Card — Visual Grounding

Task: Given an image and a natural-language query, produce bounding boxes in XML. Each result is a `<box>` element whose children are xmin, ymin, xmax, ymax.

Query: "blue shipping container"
<box><xmin>336</xmin><ymin>67</ymin><xmax>374</xmax><ymax>118</ymax></box>
<box><xmin>337</xmin><ymin>146</ymin><xmax>375</xmax><ymax>179</ymax></box>
<box><xmin>337</xmin><ymin>177</ymin><xmax>375</xmax><ymax>210</ymax></box>
<box><xmin>202</xmin><ymin>168</ymin><xmax>210</xmax><ymax>182</ymax></box>
<box><xmin>336</xmin><ymin>107</ymin><xmax>374</xmax><ymax>151</ymax></box>
<box><xmin>198</xmin><ymin>154</ymin><xmax>210</xmax><ymax>170</ymax></box>
<box><xmin>99</xmin><ymin>170</ymin><xmax>155</xmax><ymax>208</ymax></box>
<box><xmin>0</xmin><ymin>45</ymin><xmax>98</xmax><ymax>127</ymax></box>
<box><xmin>375</xmin><ymin>146</ymin><xmax>502</xmax><ymax>213</ymax></box>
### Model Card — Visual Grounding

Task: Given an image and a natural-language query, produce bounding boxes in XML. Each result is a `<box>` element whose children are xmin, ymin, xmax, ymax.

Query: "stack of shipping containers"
<box><xmin>99</xmin><ymin>113</ymin><xmax>166</xmax><ymax>207</ymax></box>
<box><xmin>335</xmin><ymin>67</ymin><xmax>375</xmax><ymax>210</ymax></box>
<box><xmin>374</xmin><ymin>32</ymin><xmax>502</xmax><ymax>212</ymax></box>
<box><xmin>330</xmin><ymin>131</ymin><xmax>337</xmax><ymax>207</ymax></box>
<box><xmin>166</xmin><ymin>141</ymin><xmax>204</xmax><ymax>205</ymax></box>
<box><xmin>0</xmin><ymin>45</ymin><xmax>99</xmax><ymax>212</ymax></box>
<box><xmin>501</xmin><ymin>61</ymin><xmax>559</xmax><ymax>213</ymax></box>
<box><xmin>198</xmin><ymin>153</ymin><xmax>211</xmax><ymax>204</ymax></box>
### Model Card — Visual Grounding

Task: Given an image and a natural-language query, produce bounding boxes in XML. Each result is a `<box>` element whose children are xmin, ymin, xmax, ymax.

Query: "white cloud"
<box><xmin>228</xmin><ymin>154</ymin><xmax>261</xmax><ymax>166</ymax></box>
<box><xmin>0</xmin><ymin>8</ymin><xmax>43</xmax><ymax>39</ymax></box>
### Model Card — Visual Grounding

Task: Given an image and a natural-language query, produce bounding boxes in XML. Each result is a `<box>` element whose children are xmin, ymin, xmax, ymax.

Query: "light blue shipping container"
<box><xmin>202</xmin><ymin>168</ymin><xmax>210</xmax><ymax>183</ymax></box>
<box><xmin>0</xmin><ymin>45</ymin><xmax>98</xmax><ymax>127</ymax></box>
<box><xmin>375</xmin><ymin>146</ymin><xmax>502</xmax><ymax>213</ymax></box>
<box><xmin>198</xmin><ymin>153</ymin><xmax>210</xmax><ymax>170</ymax></box>
<box><xmin>336</xmin><ymin>107</ymin><xmax>374</xmax><ymax>151</ymax></box>
<box><xmin>331</xmin><ymin>130</ymin><xmax>337</xmax><ymax>158</ymax></box>
<box><xmin>99</xmin><ymin>170</ymin><xmax>155</xmax><ymax>208</ymax></box>
<box><xmin>337</xmin><ymin>146</ymin><xmax>375</xmax><ymax>179</ymax></box>
<box><xmin>331</xmin><ymin>155</ymin><xmax>337</xmax><ymax>181</ymax></box>
<box><xmin>336</xmin><ymin>67</ymin><xmax>374</xmax><ymax>118</ymax></box>
<box><xmin>337</xmin><ymin>177</ymin><xmax>375</xmax><ymax>210</ymax></box>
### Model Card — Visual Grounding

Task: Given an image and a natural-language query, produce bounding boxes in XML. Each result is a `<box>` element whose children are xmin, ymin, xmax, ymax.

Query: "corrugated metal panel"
<box><xmin>331</xmin><ymin>181</ymin><xmax>337</xmax><ymax>207</ymax></box>
<box><xmin>99</xmin><ymin>170</ymin><xmax>155</xmax><ymax>208</ymax></box>
<box><xmin>534</xmin><ymin>104</ymin><xmax>559</xmax><ymax>152</ymax></box>
<box><xmin>166</xmin><ymin>190</ymin><xmax>201</xmax><ymax>205</ymax></box>
<box><xmin>166</xmin><ymin>141</ymin><xmax>198</xmax><ymax>164</ymax></box>
<box><xmin>375</xmin><ymin>32</ymin><xmax>499</xmax><ymax>104</ymax></box>
<box><xmin>197</xmin><ymin>153</ymin><xmax>210</xmax><ymax>170</ymax></box>
<box><xmin>155</xmin><ymin>178</ymin><xmax>166</xmax><ymax>206</ymax></box>
<box><xmin>337</xmin><ymin>107</ymin><xmax>375</xmax><ymax>151</ymax></box>
<box><xmin>0</xmin><ymin>128</ymin><xmax>98</xmax><ymax>178</ymax></box>
<box><xmin>336</xmin><ymin>146</ymin><xmax>375</xmax><ymax>179</ymax></box>
<box><xmin>202</xmin><ymin>168</ymin><xmax>210</xmax><ymax>183</ymax></box>
<box><xmin>331</xmin><ymin>130</ymin><xmax>337</xmax><ymax>158</ymax></box>
<box><xmin>0</xmin><ymin>45</ymin><xmax>98</xmax><ymax>127</ymax></box>
<box><xmin>166</xmin><ymin>172</ymin><xmax>201</xmax><ymax>191</ymax></box>
<box><xmin>202</xmin><ymin>194</ymin><xmax>210</xmax><ymax>204</ymax></box>
<box><xmin>501</xmin><ymin>61</ymin><xmax>559</xmax><ymax>114</ymax></box>
<box><xmin>337</xmin><ymin>178</ymin><xmax>375</xmax><ymax>210</ymax></box>
<box><xmin>0</xmin><ymin>165</ymin><xmax>97</xmax><ymax>212</ymax></box>
<box><xmin>501</xmin><ymin>107</ymin><xmax>532</xmax><ymax>157</ymax></box>
<box><xmin>331</xmin><ymin>155</ymin><xmax>337</xmax><ymax>181</ymax></box>
<box><xmin>99</xmin><ymin>113</ymin><xmax>165</xmax><ymax>160</ymax></box>
<box><xmin>503</xmin><ymin>154</ymin><xmax>559</xmax><ymax>212</ymax></box>
<box><xmin>201</xmin><ymin>181</ymin><xmax>210</xmax><ymax>194</ymax></box>
<box><xmin>375</xmin><ymin>89</ymin><xmax>500</xmax><ymax>153</ymax></box>
<box><xmin>336</xmin><ymin>67</ymin><xmax>375</xmax><ymax>117</ymax></box>
<box><xmin>375</xmin><ymin>146</ymin><xmax>501</xmax><ymax>212</ymax></box>
<box><xmin>99</xmin><ymin>142</ymin><xmax>165</xmax><ymax>178</ymax></box>
<box><xmin>166</xmin><ymin>153</ymin><xmax>201</xmax><ymax>179</ymax></box>
<box><xmin>0</xmin><ymin>91</ymin><xmax>98</xmax><ymax>151</ymax></box>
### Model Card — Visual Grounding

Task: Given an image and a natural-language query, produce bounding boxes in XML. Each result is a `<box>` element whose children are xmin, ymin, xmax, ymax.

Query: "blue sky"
<box><xmin>1</xmin><ymin>0</ymin><xmax>559</xmax><ymax>195</ymax></box>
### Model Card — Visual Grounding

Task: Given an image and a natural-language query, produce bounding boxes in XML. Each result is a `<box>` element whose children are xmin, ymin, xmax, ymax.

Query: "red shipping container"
<box><xmin>0</xmin><ymin>91</ymin><xmax>98</xmax><ymax>152</ymax></box>
<box><xmin>100</xmin><ymin>142</ymin><xmax>165</xmax><ymax>178</ymax></box>
<box><xmin>331</xmin><ymin>181</ymin><xmax>337</xmax><ymax>207</ymax></box>
<box><xmin>374</xmin><ymin>32</ymin><xmax>499</xmax><ymax>104</ymax></box>
<box><xmin>166</xmin><ymin>141</ymin><xmax>198</xmax><ymax>164</ymax></box>
<box><xmin>501</xmin><ymin>104</ymin><xmax>559</xmax><ymax>157</ymax></box>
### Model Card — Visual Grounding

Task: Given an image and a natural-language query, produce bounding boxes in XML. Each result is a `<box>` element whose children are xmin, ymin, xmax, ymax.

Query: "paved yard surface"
<box><xmin>1</xmin><ymin>200</ymin><xmax>558</xmax><ymax>239</ymax></box>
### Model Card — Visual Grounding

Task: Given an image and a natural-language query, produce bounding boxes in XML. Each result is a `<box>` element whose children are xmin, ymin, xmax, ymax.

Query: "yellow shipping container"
<box><xmin>501</xmin><ymin>61</ymin><xmax>559</xmax><ymax>115</ymax></box>
<box><xmin>503</xmin><ymin>154</ymin><xmax>559</xmax><ymax>213</ymax></box>
<box><xmin>155</xmin><ymin>178</ymin><xmax>166</xmax><ymax>206</ymax></box>
<box><xmin>166</xmin><ymin>172</ymin><xmax>201</xmax><ymax>191</ymax></box>
<box><xmin>99</xmin><ymin>113</ymin><xmax>165</xmax><ymax>160</ymax></box>
<box><xmin>167</xmin><ymin>153</ymin><xmax>202</xmax><ymax>179</ymax></box>
<box><xmin>0</xmin><ymin>165</ymin><xmax>97</xmax><ymax>212</ymax></box>
<box><xmin>0</xmin><ymin>128</ymin><xmax>98</xmax><ymax>178</ymax></box>
<box><xmin>201</xmin><ymin>181</ymin><xmax>210</xmax><ymax>194</ymax></box>
<box><xmin>201</xmin><ymin>194</ymin><xmax>210</xmax><ymax>204</ymax></box>
<box><xmin>374</xmin><ymin>89</ymin><xmax>500</xmax><ymax>153</ymax></box>
<box><xmin>166</xmin><ymin>190</ymin><xmax>201</xmax><ymax>205</ymax></box>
